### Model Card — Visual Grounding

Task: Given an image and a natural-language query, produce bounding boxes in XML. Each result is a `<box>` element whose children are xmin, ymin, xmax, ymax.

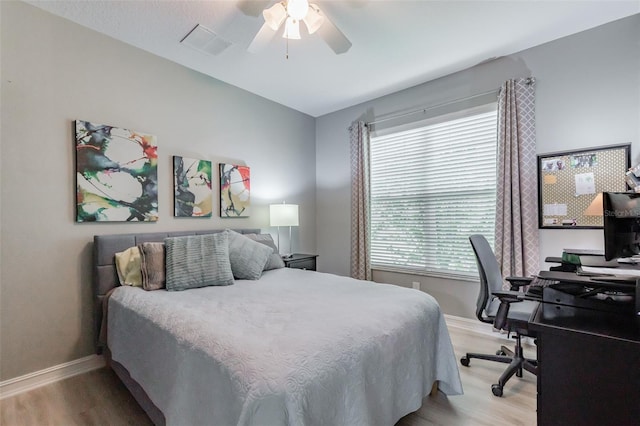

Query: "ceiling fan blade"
<box><xmin>236</xmin><ymin>0</ymin><xmax>274</xmax><ymax>17</ymax></box>
<box><xmin>247</xmin><ymin>22</ymin><xmax>278</xmax><ymax>53</ymax></box>
<box><xmin>316</xmin><ymin>14</ymin><xmax>352</xmax><ymax>54</ymax></box>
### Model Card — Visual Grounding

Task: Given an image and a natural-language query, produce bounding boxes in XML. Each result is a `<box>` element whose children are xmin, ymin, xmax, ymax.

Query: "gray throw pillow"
<box><xmin>164</xmin><ymin>233</ymin><xmax>234</xmax><ymax>291</ymax></box>
<box><xmin>225</xmin><ymin>230</ymin><xmax>273</xmax><ymax>280</ymax></box>
<box><xmin>138</xmin><ymin>242</ymin><xmax>166</xmax><ymax>291</ymax></box>
<box><xmin>245</xmin><ymin>233</ymin><xmax>285</xmax><ymax>270</ymax></box>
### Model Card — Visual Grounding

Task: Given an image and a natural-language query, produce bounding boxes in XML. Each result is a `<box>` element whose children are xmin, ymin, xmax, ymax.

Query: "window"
<box><xmin>369</xmin><ymin>104</ymin><xmax>497</xmax><ymax>279</ymax></box>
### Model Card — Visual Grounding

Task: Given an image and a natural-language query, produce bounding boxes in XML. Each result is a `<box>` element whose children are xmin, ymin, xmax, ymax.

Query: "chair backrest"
<box><xmin>469</xmin><ymin>234</ymin><xmax>505</xmax><ymax>323</ymax></box>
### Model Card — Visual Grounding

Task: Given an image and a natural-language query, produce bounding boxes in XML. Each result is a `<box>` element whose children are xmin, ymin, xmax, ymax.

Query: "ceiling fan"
<box><xmin>248</xmin><ymin>0</ymin><xmax>352</xmax><ymax>55</ymax></box>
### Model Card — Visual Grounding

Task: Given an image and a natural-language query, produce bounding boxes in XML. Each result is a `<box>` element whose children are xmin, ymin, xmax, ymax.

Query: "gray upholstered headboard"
<box><xmin>92</xmin><ymin>228</ymin><xmax>261</xmax><ymax>352</ymax></box>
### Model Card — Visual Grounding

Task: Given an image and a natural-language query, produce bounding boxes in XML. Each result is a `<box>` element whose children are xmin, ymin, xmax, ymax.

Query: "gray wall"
<box><xmin>0</xmin><ymin>1</ymin><xmax>316</xmax><ymax>381</ymax></box>
<box><xmin>315</xmin><ymin>15</ymin><xmax>640</xmax><ymax>318</ymax></box>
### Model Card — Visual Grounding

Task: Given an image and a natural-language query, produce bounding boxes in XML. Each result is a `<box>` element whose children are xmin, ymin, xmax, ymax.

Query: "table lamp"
<box><xmin>583</xmin><ymin>193</ymin><xmax>603</xmax><ymax>216</ymax></box>
<box><xmin>269</xmin><ymin>203</ymin><xmax>299</xmax><ymax>257</ymax></box>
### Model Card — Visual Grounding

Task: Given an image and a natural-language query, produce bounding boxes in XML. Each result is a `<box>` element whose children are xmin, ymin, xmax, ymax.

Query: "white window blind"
<box><xmin>370</xmin><ymin>105</ymin><xmax>497</xmax><ymax>278</ymax></box>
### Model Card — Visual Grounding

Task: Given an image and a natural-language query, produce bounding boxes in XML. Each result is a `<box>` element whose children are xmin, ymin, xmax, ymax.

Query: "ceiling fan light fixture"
<box><xmin>286</xmin><ymin>0</ymin><xmax>309</xmax><ymax>21</ymax></box>
<box><xmin>251</xmin><ymin>0</ymin><xmax>351</xmax><ymax>55</ymax></box>
<box><xmin>283</xmin><ymin>17</ymin><xmax>301</xmax><ymax>39</ymax></box>
<box><xmin>303</xmin><ymin>4</ymin><xmax>324</xmax><ymax>34</ymax></box>
<box><xmin>263</xmin><ymin>2</ymin><xmax>287</xmax><ymax>31</ymax></box>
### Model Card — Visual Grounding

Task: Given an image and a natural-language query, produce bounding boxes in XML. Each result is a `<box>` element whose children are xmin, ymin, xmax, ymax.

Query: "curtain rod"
<box><xmin>366</xmin><ymin>88</ymin><xmax>499</xmax><ymax>127</ymax></box>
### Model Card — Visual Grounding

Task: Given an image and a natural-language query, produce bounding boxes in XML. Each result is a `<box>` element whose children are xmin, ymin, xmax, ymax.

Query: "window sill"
<box><xmin>371</xmin><ymin>266</ymin><xmax>479</xmax><ymax>283</ymax></box>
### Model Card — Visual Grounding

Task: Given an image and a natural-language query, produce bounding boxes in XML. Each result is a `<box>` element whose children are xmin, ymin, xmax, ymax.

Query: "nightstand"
<box><xmin>283</xmin><ymin>254</ymin><xmax>318</xmax><ymax>271</ymax></box>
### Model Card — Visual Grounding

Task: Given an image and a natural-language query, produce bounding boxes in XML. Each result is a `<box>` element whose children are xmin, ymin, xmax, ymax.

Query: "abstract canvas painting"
<box><xmin>75</xmin><ymin>120</ymin><xmax>158</xmax><ymax>222</ymax></box>
<box><xmin>219</xmin><ymin>163</ymin><xmax>250</xmax><ymax>218</ymax></box>
<box><xmin>173</xmin><ymin>156</ymin><xmax>212</xmax><ymax>217</ymax></box>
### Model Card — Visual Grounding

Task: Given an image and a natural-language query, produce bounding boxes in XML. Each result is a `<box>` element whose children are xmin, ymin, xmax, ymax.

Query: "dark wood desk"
<box><xmin>538</xmin><ymin>269</ymin><xmax>638</xmax><ymax>292</ymax></box>
<box><xmin>530</xmin><ymin>295</ymin><xmax>640</xmax><ymax>425</ymax></box>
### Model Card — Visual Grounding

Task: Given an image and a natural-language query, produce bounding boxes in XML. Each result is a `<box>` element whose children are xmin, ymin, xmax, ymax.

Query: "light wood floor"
<box><xmin>397</xmin><ymin>327</ymin><xmax>537</xmax><ymax>426</ymax></box>
<box><xmin>0</xmin><ymin>326</ymin><xmax>537</xmax><ymax>426</ymax></box>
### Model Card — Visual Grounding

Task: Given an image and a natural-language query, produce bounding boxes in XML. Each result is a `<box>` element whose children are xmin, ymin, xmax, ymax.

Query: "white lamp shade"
<box><xmin>283</xmin><ymin>17</ymin><xmax>301</xmax><ymax>39</ymax></box>
<box><xmin>584</xmin><ymin>193</ymin><xmax>603</xmax><ymax>216</ymax></box>
<box><xmin>303</xmin><ymin>4</ymin><xmax>324</xmax><ymax>34</ymax></box>
<box><xmin>263</xmin><ymin>2</ymin><xmax>287</xmax><ymax>31</ymax></box>
<box><xmin>270</xmin><ymin>204</ymin><xmax>299</xmax><ymax>226</ymax></box>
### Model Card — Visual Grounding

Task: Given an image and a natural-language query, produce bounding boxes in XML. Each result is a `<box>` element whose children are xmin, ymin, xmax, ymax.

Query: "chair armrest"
<box><xmin>505</xmin><ymin>276</ymin><xmax>534</xmax><ymax>291</ymax></box>
<box><xmin>492</xmin><ymin>290</ymin><xmax>524</xmax><ymax>330</ymax></box>
<box><xmin>493</xmin><ymin>290</ymin><xmax>524</xmax><ymax>303</ymax></box>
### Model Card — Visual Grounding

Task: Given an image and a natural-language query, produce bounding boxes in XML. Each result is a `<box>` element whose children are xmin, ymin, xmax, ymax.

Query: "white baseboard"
<box><xmin>0</xmin><ymin>354</ymin><xmax>105</xmax><ymax>400</ymax></box>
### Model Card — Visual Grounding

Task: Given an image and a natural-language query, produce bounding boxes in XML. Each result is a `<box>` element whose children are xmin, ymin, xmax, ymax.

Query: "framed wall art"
<box><xmin>75</xmin><ymin>120</ymin><xmax>158</xmax><ymax>222</ymax></box>
<box><xmin>537</xmin><ymin>143</ymin><xmax>630</xmax><ymax>229</ymax></box>
<box><xmin>173</xmin><ymin>156</ymin><xmax>212</xmax><ymax>217</ymax></box>
<box><xmin>219</xmin><ymin>163</ymin><xmax>250</xmax><ymax>218</ymax></box>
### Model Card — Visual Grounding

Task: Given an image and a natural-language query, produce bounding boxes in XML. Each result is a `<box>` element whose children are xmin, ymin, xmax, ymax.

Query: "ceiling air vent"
<box><xmin>180</xmin><ymin>24</ymin><xmax>231</xmax><ymax>56</ymax></box>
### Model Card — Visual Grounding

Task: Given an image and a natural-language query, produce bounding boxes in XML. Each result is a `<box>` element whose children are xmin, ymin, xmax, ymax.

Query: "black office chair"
<box><xmin>460</xmin><ymin>234</ymin><xmax>538</xmax><ymax>397</ymax></box>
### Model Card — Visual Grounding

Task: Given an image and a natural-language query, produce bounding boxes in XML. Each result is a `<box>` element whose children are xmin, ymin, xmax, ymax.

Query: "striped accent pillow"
<box><xmin>164</xmin><ymin>233</ymin><xmax>234</xmax><ymax>291</ymax></box>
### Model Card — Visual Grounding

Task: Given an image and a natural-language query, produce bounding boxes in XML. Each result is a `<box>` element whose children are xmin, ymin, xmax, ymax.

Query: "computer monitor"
<box><xmin>603</xmin><ymin>192</ymin><xmax>640</xmax><ymax>261</ymax></box>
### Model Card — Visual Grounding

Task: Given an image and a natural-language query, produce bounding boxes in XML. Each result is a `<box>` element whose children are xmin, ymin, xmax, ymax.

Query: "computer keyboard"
<box><xmin>526</xmin><ymin>276</ymin><xmax>560</xmax><ymax>298</ymax></box>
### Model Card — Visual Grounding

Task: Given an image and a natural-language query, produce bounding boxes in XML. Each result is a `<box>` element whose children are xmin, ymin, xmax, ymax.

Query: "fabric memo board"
<box><xmin>537</xmin><ymin>143</ymin><xmax>631</xmax><ymax>229</ymax></box>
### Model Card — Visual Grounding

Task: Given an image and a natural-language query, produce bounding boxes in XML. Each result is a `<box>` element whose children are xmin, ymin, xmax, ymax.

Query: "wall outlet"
<box><xmin>412</xmin><ymin>281</ymin><xmax>420</xmax><ymax>290</ymax></box>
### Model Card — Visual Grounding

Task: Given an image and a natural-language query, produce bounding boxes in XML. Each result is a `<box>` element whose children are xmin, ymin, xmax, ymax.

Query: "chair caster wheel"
<box><xmin>460</xmin><ymin>357</ymin><xmax>470</xmax><ymax>367</ymax></box>
<box><xmin>491</xmin><ymin>384</ymin><xmax>503</xmax><ymax>397</ymax></box>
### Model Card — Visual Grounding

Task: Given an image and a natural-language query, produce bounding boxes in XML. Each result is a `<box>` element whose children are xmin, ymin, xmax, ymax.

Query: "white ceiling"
<box><xmin>25</xmin><ymin>0</ymin><xmax>640</xmax><ymax>117</ymax></box>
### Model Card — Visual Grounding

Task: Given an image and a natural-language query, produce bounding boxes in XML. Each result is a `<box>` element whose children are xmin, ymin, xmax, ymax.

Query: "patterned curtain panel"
<box><xmin>495</xmin><ymin>78</ymin><xmax>539</xmax><ymax>282</ymax></box>
<box><xmin>349</xmin><ymin>121</ymin><xmax>372</xmax><ymax>280</ymax></box>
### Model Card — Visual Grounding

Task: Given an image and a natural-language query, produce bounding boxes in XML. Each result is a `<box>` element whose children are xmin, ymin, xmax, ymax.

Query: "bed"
<box><xmin>93</xmin><ymin>229</ymin><xmax>463</xmax><ymax>425</ymax></box>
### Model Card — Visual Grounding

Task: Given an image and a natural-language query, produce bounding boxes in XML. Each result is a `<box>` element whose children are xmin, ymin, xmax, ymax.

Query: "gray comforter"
<box><xmin>108</xmin><ymin>268</ymin><xmax>463</xmax><ymax>425</ymax></box>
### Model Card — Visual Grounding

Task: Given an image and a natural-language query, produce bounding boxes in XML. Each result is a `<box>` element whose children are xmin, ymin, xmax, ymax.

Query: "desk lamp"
<box><xmin>584</xmin><ymin>193</ymin><xmax>603</xmax><ymax>216</ymax></box>
<box><xmin>269</xmin><ymin>203</ymin><xmax>299</xmax><ymax>258</ymax></box>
